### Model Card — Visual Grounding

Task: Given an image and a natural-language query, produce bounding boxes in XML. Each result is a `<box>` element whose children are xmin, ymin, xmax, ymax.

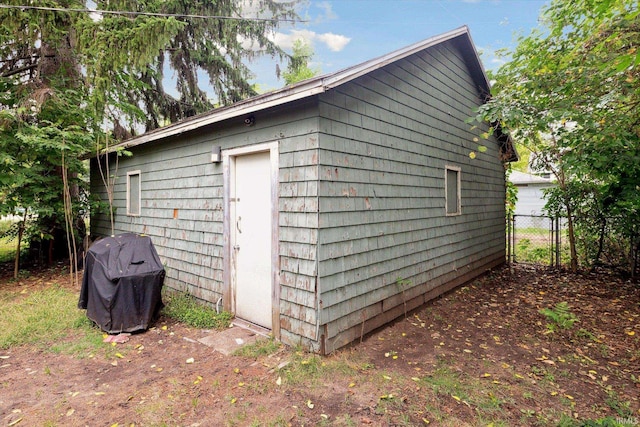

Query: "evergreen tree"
<box><xmin>0</xmin><ymin>1</ymin><xmax>298</xmax><ymax>270</ymax></box>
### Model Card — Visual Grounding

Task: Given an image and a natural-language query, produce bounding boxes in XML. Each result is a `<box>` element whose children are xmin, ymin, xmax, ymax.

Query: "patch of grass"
<box><xmin>279</xmin><ymin>348</ymin><xmax>362</xmax><ymax>386</ymax></box>
<box><xmin>0</xmin><ymin>285</ymin><xmax>103</xmax><ymax>354</ymax></box>
<box><xmin>604</xmin><ymin>389</ymin><xmax>633</xmax><ymax>418</ymax></box>
<box><xmin>234</xmin><ymin>336</ymin><xmax>282</xmax><ymax>357</ymax></box>
<box><xmin>418</xmin><ymin>358</ymin><xmax>512</xmax><ymax>421</ymax></box>
<box><xmin>162</xmin><ymin>291</ymin><xmax>233</xmax><ymax>329</ymax></box>
<box><xmin>515</xmin><ymin>238</ymin><xmax>552</xmax><ymax>264</ymax></box>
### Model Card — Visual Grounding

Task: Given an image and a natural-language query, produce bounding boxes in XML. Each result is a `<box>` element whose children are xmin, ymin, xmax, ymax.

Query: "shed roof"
<box><xmin>509</xmin><ymin>170</ymin><xmax>555</xmax><ymax>185</ymax></box>
<box><xmin>103</xmin><ymin>26</ymin><xmax>493</xmax><ymax>153</ymax></box>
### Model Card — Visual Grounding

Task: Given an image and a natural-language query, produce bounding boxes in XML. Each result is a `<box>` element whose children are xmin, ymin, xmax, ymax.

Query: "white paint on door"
<box><xmin>233</xmin><ymin>151</ymin><xmax>272</xmax><ymax>328</ymax></box>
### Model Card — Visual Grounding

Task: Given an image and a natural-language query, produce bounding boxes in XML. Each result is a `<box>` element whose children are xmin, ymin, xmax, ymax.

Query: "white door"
<box><xmin>233</xmin><ymin>151</ymin><xmax>273</xmax><ymax>328</ymax></box>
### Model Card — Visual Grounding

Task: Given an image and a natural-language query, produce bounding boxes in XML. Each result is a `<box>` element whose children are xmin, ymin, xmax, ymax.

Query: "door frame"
<box><xmin>222</xmin><ymin>141</ymin><xmax>280</xmax><ymax>338</ymax></box>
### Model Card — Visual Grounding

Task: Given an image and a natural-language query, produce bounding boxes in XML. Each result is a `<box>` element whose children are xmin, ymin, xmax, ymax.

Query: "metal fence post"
<box><xmin>507</xmin><ymin>213</ymin><xmax>512</xmax><ymax>265</ymax></box>
<box><xmin>555</xmin><ymin>216</ymin><xmax>561</xmax><ymax>268</ymax></box>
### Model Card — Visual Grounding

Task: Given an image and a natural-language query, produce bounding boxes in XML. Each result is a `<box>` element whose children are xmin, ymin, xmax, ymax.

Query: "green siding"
<box><xmin>91</xmin><ymin>101</ymin><xmax>322</xmax><ymax>345</ymax></box>
<box><xmin>316</xmin><ymin>41</ymin><xmax>505</xmax><ymax>352</ymax></box>
<box><xmin>91</xmin><ymin>35</ymin><xmax>507</xmax><ymax>354</ymax></box>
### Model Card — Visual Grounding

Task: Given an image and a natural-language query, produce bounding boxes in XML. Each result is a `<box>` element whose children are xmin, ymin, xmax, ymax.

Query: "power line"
<box><xmin>0</xmin><ymin>4</ymin><xmax>306</xmax><ymax>23</ymax></box>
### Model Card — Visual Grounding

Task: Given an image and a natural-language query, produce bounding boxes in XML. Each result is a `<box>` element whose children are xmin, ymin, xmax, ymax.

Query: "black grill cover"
<box><xmin>78</xmin><ymin>233</ymin><xmax>165</xmax><ymax>333</ymax></box>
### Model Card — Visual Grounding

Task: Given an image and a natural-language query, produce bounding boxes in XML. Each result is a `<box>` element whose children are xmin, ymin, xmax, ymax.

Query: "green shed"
<box><xmin>90</xmin><ymin>26</ymin><xmax>515</xmax><ymax>353</ymax></box>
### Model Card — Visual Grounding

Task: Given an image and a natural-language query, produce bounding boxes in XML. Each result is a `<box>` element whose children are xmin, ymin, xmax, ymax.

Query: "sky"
<box><xmin>249</xmin><ymin>0</ymin><xmax>550</xmax><ymax>91</ymax></box>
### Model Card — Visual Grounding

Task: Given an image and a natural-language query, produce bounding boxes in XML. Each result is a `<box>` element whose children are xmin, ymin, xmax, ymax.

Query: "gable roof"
<box><xmin>104</xmin><ymin>26</ymin><xmax>492</xmax><ymax>153</ymax></box>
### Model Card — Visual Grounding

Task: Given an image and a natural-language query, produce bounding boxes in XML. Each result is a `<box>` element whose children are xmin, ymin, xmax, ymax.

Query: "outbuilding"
<box><xmin>90</xmin><ymin>26</ymin><xmax>515</xmax><ymax>353</ymax></box>
<box><xmin>509</xmin><ymin>170</ymin><xmax>555</xmax><ymax>216</ymax></box>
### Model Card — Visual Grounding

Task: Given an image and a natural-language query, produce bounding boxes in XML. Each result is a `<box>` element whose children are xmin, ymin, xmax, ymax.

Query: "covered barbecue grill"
<box><xmin>79</xmin><ymin>233</ymin><xmax>165</xmax><ymax>334</ymax></box>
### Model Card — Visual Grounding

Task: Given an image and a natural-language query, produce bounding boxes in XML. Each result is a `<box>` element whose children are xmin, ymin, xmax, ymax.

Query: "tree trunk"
<box><xmin>565</xmin><ymin>204</ymin><xmax>578</xmax><ymax>272</ymax></box>
<box><xmin>13</xmin><ymin>209</ymin><xmax>28</xmax><ymax>279</ymax></box>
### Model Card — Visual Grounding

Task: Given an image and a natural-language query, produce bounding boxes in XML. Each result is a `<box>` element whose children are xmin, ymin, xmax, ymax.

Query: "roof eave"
<box><xmin>94</xmin><ymin>26</ymin><xmax>490</xmax><ymax>156</ymax></box>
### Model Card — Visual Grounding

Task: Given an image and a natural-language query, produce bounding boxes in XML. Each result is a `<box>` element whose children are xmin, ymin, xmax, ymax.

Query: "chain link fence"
<box><xmin>507</xmin><ymin>214</ymin><xmax>568</xmax><ymax>268</ymax></box>
<box><xmin>507</xmin><ymin>214</ymin><xmax>639</xmax><ymax>276</ymax></box>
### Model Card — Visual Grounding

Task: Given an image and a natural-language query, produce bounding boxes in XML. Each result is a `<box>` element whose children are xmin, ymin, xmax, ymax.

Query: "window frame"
<box><xmin>126</xmin><ymin>170</ymin><xmax>142</xmax><ymax>216</ymax></box>
<box><xmin>445</xmin><ymin>165</ymin><xmax>461</xmax><ymax>216</ymax></box>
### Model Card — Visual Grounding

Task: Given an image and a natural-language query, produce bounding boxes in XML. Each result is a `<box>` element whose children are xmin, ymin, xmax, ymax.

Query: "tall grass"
<box><xmin>0</xmin><ymin>285</ymin><xmax>102</xmax><ymax>353</ymax></box>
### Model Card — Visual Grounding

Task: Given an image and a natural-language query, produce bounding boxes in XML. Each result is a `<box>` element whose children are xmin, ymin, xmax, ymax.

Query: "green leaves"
<box><xmin>475</xmin><ymin>0</ymin><xmax>640</xmax><ymax>272</ymax></box>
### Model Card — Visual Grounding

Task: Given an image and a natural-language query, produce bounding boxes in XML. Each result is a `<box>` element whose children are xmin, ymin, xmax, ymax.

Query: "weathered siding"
<box><xmin>91</xmin><ymin>100</ymin><xmax>322</xmax><ymax>348</ymax></box>
<box><xmin>277</xmin><ymin>100</ymin><xmax>321</xmax><ymax>349</ymax></box>
<box><xmin>90</xmin><ymin>30</ymin><xmax>509</xmax><ymax>354</ymax></box>
<box><xmin>316</xmin><ymin>40</ymin><xmax>506</xmax><ymax>352</ymax></box>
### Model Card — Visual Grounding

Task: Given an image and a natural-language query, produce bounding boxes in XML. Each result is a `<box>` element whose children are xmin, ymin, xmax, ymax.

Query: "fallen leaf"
<box><xmin>66</xmin><ymin>408</ymin><xmax>75</xmax><ymax>416</ymax></box>
<box><xmin>276</xmin><ymin>377</ymin><xmax>282</xmax><ymax>386</ymax></box>
<box><xmin>626</xmin><ymin>331</ymin><xmax>635</xmax><ymax>336</ymax></box>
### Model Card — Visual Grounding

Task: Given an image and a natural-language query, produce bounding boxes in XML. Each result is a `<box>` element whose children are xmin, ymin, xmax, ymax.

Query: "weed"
<box><xmin>604</xmin><ymin>389</ymin><xmax>632</xmax><ymax>417</ymax></box>
<box><xmin>520</xmin><ymin>408</ymin><xmax>536</xmax><ymax>418</ymax></box>
<box><xmin>539</xmin><ymin>302</ymin><xmax>578</xmax><ymax>331</ymax></box>
<box><xmin>162</xmin><ymin>291</ymin><xmax>232</xmax><ymax>329</ymax></box>
<box><xmin>576</xmin><ymin>328</ymin><xmax>597</xmax><ymax>341</ymax></box>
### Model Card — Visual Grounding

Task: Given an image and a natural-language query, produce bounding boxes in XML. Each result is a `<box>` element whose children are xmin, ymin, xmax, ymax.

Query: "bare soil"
<box><xmin>1</xmin><ymin>263</ymin><xmax>639</xmax><ymax>426</ymax></box>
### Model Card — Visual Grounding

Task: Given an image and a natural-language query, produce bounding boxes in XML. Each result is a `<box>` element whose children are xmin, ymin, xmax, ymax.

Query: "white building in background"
<box><xmin>509</xmin><ymin>170</ymin><xmax>556</xmax><ymax>216</ymax></box>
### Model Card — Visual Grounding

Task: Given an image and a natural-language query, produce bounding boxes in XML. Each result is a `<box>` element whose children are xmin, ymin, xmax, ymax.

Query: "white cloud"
<box><xmin>315</xmin><ymin>1</ymin><xmax>337</xmax><ymax>22</ymax></box>
<box><xmin>316</xmin><ymin>33</ymin><xmax>351</xmax><ymax>52</ymax></box>
<box><xmin>273</xmin><ymin>30</ymin><xmax>351</xmax><ymax>52</ymax></box>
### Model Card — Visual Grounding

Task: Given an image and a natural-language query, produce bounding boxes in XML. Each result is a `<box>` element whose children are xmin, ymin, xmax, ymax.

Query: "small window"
<box><xmin>127</xmin><ymin>170</ymin><xmax>141</xmax><ymax>216</ymax></box>
<box><xmin>445</xmin><ymin>165</ymin><xmax>461</xmax><ymax>216</ymax></box>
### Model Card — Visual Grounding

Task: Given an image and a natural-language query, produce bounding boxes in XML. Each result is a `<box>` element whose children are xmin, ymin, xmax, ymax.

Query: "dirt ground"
<box><xmin>1</xmin><ymin>263</ymin><xmax>639</xmax><ymax>426</ymax></box>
